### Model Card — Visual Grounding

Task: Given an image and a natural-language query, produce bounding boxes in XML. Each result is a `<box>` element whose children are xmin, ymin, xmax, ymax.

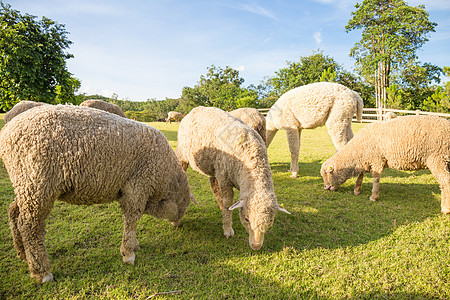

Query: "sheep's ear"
<box><xmin>190</xmin><ymin>193</ymin><xmax>199</xmax><ymax>205</ymax></box>
<box><xmin>326</xmin><ymin>166</ymin><xmax>334</xmax><ymax>174</ymax></box>
<box><xmin>228</xmin><ymin>200</ymin><xmax>244</xmax><ymax>210</ymax></box>
<box><xmin>277</xmin><ymin>203</ymin><xmax>291</xmax><ymax>214</ymax></box>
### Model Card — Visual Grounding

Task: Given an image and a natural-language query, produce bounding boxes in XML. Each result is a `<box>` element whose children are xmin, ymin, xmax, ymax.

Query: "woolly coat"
<box><xmin>321</xmin><ymin>115</ymin><xmax>450</xmax><ymax>213</ymax></box>
<box><xmin>1</xmin><ymin>105</ymin><xmax>192</xmax><ymax>282</ymax></box>
<box><xmin>228</xmin><ymin>107</ymin><xmax>267</xmax><ymax>143</ymax></box>
<box><xmin>166</xmin><ymin>111</ymin><xmax>184</xmax><ymax>123</ymax></box>
<box><xmin>176</xmin><ymin>106</ymin><xmax>287</xmax><ymax>250</ymax></box>
<box><xmin>4</xmin><ymin>100</ymin><xmax>47</xmax><ymax>123</ymax></box>
<box><xmin>265</xmin><ymin>82</ymin><xmax>363</xmax><ymax>178</ymax></box>
<box><xmin>80</xmin><ymin>99</ymin><xmax>127</xmax><ymax>118</ymax></box>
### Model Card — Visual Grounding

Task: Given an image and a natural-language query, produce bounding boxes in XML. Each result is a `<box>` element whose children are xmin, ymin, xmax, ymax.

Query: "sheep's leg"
<box><xmin>346</xmin><ymin>124</ymin><xmax>354</xmax><ymax>141</ymax></box>
<box><xmin>354</xmin><ymin>173</ymin><xmax>364</xmax><ymax>195</ymax></box>
<box><xmin>370</xmin><ymin>171</ymin><xmax>381</xmax><ymax>201</ymax></box>
<box><xmin>209</xmin><ymin>177</ymin><xmax>223</xmax><ymax>210</ymax></box>
<box><xmin>286</xmin><ymin>128</ymin><xmax>301</xmax><ymax>178</ymax></box>
<box><xmin>119</xmin><ymin>198</ymin><xmax>145</xmax><ymax>265</ymax></box>
<box><xmin>180</xmin><ymin>160</ymin><xmax>189</xmax><ymax>172</ymax></box>
<box><xmin>427</xmin><ymin>158</ymin><xmax>450</xmax><ymax>214</ymax></box>
<box><xmin>265</xmin><ymin>129</ymin><xmax>278</xmax><ymax>148</ymax></box>
<box><xmin>216</xmin><ymin>183</ymin><xmax>235</xmax><ymax>238</ymax></box>
<box><xmin>16</xmin><ymin>195</ymin><xmax>54</xmax><ymax>283</ymax></box>
<box><xmin>8</xmin><ymin>200</ymin><xmax>26</xmax><ymax>261</ymax></box>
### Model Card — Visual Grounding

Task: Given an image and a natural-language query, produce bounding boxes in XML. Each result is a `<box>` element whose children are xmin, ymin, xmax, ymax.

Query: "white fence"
<box><xmin>257</xmin><ymin>108</ymin><xmax>450</xmax><ymax>122</ymax></box>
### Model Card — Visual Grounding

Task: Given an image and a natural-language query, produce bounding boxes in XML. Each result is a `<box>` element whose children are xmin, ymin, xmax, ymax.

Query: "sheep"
<box><xmin>228</xmin><ymin>107</ymin><xmax>267</xmax><ymax>143</ymax></box>
<box><xmin>176</xmin><ymin>106</ymin><xmax>290</xmax><ymax>251</ymax></box>
<box><xmin>80</xmin><ymin>99</ymin><xmax>127</xmax><ymax>118</ymax></box>
<box><xmin>4</xmin><ymin>100</ymin><xmax>47</xmax><ymax>123</ymax></box>
<box><xmin>0</xmin><ymin>104</ymin><xmax>195</xmax><ymax>283</ymax></box>
<box><xmin>266</xmin><ymin>82</ymin><xmax>363</xmax><ymax>178</ymax></box>
<box><xmin>320</xmin><ymin>115</ymin><xmax>450</xmax><ymax>214</ymax></box>
<box><xmin>166</xmin><ymin>111</ymin><xmax>184</xmax><ymax>123</ymax></box>
<box><xmin>384</xmin><ymin>111</ymin><xmax>398</xmax><ymax>121</ymax></box>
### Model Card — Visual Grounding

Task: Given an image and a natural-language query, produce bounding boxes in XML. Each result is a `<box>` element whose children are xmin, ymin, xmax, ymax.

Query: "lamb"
<box><xmin>228</xmin><ymin>107</ymin><xmax>267</xmax><ymax>143</ymax></box>
<box><xmin>176</xmin><ymin>106</ymin><xmax>290</xmax><ymax>251</ymax></box>
<box><xmin>320</xmin><ymin>115</ymin><xmax>450</xmax><ymax>214</ymax></box>
<box><xmin>80</xmin><ymin>99</ymin><xmax>127</xmax><ymax>118</ymax></box>
<box><xmin>266</xmin><ymin>82</ymin><xmax>363</xmax><ymax>178</ymax></box>
<box><xmin>166</xmin><ymin>111</ymin><xmax>184</xmax><ymax>123</ymax></box>
<box><xmin>0</xmin><ymin>105</ymin><xmax>195</xmax><ymax>283</ymax></box>
<box><xmin>4</xmin><ymin>100</ymin><xmax>47</xmax><ymax>123</ymax></box>
<box><xmin>384</xmin><ymin>111</ymin><xmax>398</xmax><ymax>120</ymax></box>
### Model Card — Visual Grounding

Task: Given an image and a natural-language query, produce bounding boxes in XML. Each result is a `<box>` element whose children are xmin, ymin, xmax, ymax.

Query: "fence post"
<box><xmin>415</xmin><ymin>109</ymin><xmax>421</xmax><ymax>116</ymax></box>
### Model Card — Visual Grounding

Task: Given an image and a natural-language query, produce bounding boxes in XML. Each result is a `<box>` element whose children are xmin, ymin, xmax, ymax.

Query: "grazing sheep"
<box><xmin>0</xmin><ymin>105</ymin><xmax>194</xmax><ymax>283</ymax></box>
<box><xmin>266</xmin><ymin>82</ymin><xmax>363</xmax><ymax>178</ymax></box>
<box><xmin>176</xmin><ymin>106</ymin><xmax>290</xmax><ymax>251</ymax></box>
<box><xmin>4</xmin><ymin>100</ymin><xmax>47</xmax><ymax>123</ymax></box>
<box><xmin>229</xmin><ymin>107</ymin><xmax>266</xmax><ymax>143</ymax></box>
<box><xmin>384</xmin><ymin>111</ymin><xmax>398</xmax><ymax>121</ymax></box>
<box><xmin>166</xmin><ymin>111</ymin><xmax>184</xmax><ymax>123</ymax></box>
<box><xmin>321</xmin><ymin>115</ymin><xmax>450</xmax><ymax>214</ymax></box>
<box><xmin>80</xmin><ymin>99</ymin><xmax>127</xmax><ymax>118</ymax></box>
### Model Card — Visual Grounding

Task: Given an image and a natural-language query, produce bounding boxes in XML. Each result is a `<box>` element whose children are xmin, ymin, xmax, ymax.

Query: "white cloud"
<box><xmin>235</xmin><ymin>65</ymin><xmax>245</xmax><ymax>72</ymax></box>
<box><xmin>313</xmin><ymin>31</ymin><xmax>322</xmax><ymax>44</ymax></box>
<box><xmin>230</xmin><ymin>3</ymin><xmax>277</xmax><ymax>20</ymax></box>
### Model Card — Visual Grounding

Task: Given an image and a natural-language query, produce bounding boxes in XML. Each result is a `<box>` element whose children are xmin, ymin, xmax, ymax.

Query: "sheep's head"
<box><xmin>320</xmin><ymin>161</ymin><xmax>349</xmax><ymax>191</ymax></box>
<box><xmin>229</xmin><ymin>195</ymin><xmax>290</xmax><ymax>250</ymax></box>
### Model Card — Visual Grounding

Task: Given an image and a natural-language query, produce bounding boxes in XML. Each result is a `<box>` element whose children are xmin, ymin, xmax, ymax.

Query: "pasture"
<box><xmin>1</xmin><ymin>117</ymin><xmax>449</xmax><ymax>299</ymax></box>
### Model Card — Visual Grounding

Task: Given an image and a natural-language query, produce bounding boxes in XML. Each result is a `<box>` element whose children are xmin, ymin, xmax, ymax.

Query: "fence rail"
<box><xmin>257</xmin><ymin>107</ymin><xmax>450</xmax><ymax>122</ymax></box>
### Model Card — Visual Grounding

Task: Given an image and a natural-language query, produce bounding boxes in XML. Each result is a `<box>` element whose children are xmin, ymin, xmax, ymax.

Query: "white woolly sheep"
<box><xmin>166</xmin><ymin>111</ymin><xmax>184</xmax><ymax>123</ymax></box>
<box><xmin>384</xmin><ymin>111</ymin><xmax>398</xmax><ymax>121</ymax></box>
<box><xmin>4</xmin><ymin>100</ymin><xmax>47</xmax><ymax>123</ymax></box>
<box><xmin>229</xmin><ymin>107</ymin><xmax>267</xmax><ymax>143</ymax></box>
<box><xmin>176</xmin><ymin>106</ymin><xmax>290</xmax><ymax>251</ymax></box>
<box><xmin>266</xmin><ymin>82</ymin><xmax>363</xmax><ymax>178</ymax></box>
<box><xmin>321</xmin><ymin>115</ymin><xmax>450</xmax><ymax>214</ymax></box>
<box><xmin>80</xmin><ymin>99</ymin><xmax>127</xmax><ymax>118</ymax></box>
<box><xmin>1</xmin><ymin>105</ymin><xmax>195</xmax><ymax>283</ymax></box>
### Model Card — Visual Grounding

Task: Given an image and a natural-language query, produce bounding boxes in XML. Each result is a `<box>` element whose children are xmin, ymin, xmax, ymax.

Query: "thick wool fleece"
<box><xmin>266</xmin><ymin>82</ymin><xmax>363</xmax><ymax>178</ymax></box>
<box><xmin>4</xmin><ymin>100</ymin><xmax>47</xmax><ymax>123</ymax></box>
<box><xmin>80</xmin><ymin>99</ymin><xmax>127</xmax><ymax>118</ymax></box>
<box><xmin>177</xmin><ymin>106</ymin><xmax>287</xmax><ymax>250</ymax></box>
<box><xmin>0</xmin><ymin>105</ymin><xmax>191</xmax><ymax>283</ymax></box>
<box><xmin>229</xmin><ymin>107</ymin><xmax>267</xmax><ymax>143</ymax></box>
<box><xmin>321</xmin><ymin>115</ymin><xmax>450</xmax><ymax>214</ymax></box>
<box><xmin>166</xmin><ymin>111</ymin><xmax>184</xmax><ymax>123</ymax></box>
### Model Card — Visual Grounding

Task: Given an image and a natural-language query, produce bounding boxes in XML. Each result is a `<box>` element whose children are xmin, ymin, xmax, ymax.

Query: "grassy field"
<box><xmin>1</xmin><ymin>117</ymin><xmax>449</xmax><ymax>299</ymax></box>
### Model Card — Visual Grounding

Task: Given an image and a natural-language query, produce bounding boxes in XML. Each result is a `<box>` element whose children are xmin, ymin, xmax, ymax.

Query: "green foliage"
<box><xmin>181</xmin><ymin>65</ymin><xmax>257</xmax><ymax>111</ymax></box>
<box><xmin>386</xmin><ymin>83</ymin><xmax>404</xmax><ymax>109</ymax></box>
<box><xmin>1</xmin><ymin>120</ymin><xmax>450</xmax><ymax>298</ymax></box>
<box><xmin>421</xmin><ymin>86</ymin><xmax>450</xmax><ymax>113</ymax></box>
<box><xmin>0</xmin><ymin>2</ymin><xmax>76</xmax><ymax>110</ymax></box>
<box><xmin>319</xmin><ymin>67</ymin><xmax>337</xmax><ymax>82</ymax></box>
<box><xmin>267</xmin><ymin>51</ymin><xmax>340</xmax><ymax>97</ymax></box>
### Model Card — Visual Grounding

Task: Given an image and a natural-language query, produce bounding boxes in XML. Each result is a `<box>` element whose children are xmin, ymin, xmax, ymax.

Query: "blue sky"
<box><xmin>9</xmin><ymin>0</ymin><xmax>450</xmax><ymax>101</ymax></box>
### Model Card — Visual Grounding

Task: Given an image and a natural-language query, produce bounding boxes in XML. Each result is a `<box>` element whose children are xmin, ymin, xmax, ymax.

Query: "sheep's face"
<box><xmin>229</xmin><ymin>194</ymin><xmax>290</xmax><ymax>251</ymax></box>
<box><xmin>320</xmin><ymin>163</ymin><xmax>348</xmax><ymax>191</ymax></box>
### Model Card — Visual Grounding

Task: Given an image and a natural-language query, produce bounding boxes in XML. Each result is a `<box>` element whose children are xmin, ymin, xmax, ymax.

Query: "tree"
<box><xmin>181</xmin><ymin>65</ymin><xmax>257</xmax><ymax>111</ymax></box>
<box><xmin>0</xmin><ymin>2</ymin><xmax>76</xmax><ymax>110</ymax></box>
<box><xmin>346</xmin><ymin>0</ymin><xmax>437</xmax><ymax>108</ymax></box>
<box><xmin>267</xmin><ymin>51</ymin><xmax>340</xmax><ymax>97</ymax></box>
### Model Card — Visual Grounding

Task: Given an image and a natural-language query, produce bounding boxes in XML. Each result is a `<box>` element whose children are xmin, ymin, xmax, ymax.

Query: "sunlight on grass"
<box><xmin>1</xmin><ymin>118</ymin><xmax>448</xmax><ymax>299</ymax></box>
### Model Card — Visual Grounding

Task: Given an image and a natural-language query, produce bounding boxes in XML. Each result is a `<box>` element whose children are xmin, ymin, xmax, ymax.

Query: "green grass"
<box><xmin>1</xmin><ymin>118</ymin><xmax>449</xmax><ymax>299</ymax></box>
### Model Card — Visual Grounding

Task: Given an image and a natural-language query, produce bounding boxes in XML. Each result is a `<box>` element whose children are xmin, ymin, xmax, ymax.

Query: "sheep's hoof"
<box><xmin>369</xmin><ymin>196</ymin><xmax>378</xmax><ymax>202</ymax></box>
<box><xmin>290</xmin><ymin>172</ymin><xmax>298</xmax><ymax>179</ymax></box>
<box><xmin>171</xmin><ymin>220</ymin><xmax>181</xmax><ymax>227</ymax></box>
<box><xmin>41</xmin><ymin>273</ymin><xmax>54</xmax><ymax>283</ymax></box>
<box><xmin>123</xmin><ymin>253</ymin><xmax>135</xmax><ymax>265</ymax></box>
<box><xmin>224</xmin><ymin>228</ymin><xmax>234</xmax><ymax>239</ymax></box>
<box><xmin>441</xmin><ymin>208</ymin><xmax>450</xmax><ymax>214</ymax></box>
<box><xmin>354</xmin><ymin>189</ymin><xmax>361</xmax><ymax>196</ymax></box>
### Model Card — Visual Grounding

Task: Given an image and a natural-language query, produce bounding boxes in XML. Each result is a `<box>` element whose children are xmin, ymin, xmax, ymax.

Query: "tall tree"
<box><xmin>181</xmin><ymin>65</ymin><xmax>258</xmax><ymax>111</ymax></box>
<box><xmin>346</xmin><ymin>0</ymin><xmax>437</xmax><ymax>108</ymax></box>
<box><xmin>0</xmin><ymin>2</ymin><xmax>76</xmax><ymax>110</ymax></box>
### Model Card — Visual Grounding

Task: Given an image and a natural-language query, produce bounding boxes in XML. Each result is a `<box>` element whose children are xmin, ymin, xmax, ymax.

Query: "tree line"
<box><xmin>1</xmin><ymin>1</ymin><xmax>449</xmax><ymax>121</ymax></box>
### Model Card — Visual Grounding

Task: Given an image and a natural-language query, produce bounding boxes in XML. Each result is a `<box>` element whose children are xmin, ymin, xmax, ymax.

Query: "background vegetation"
<box><xmin>1</xmin><ymin>1</ymin><xmax>450</xmax><ymax>121</ymax></box>
<box><xmin>1</xmin><ymin>117</ymin><xmax>449</xmax><ymax>299</ymax></box>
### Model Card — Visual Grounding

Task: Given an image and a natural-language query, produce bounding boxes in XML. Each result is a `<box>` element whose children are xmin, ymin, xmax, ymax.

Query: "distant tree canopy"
<box><xmin>0</xmin><ymin>2</ymin><xmax>79</xmax><ymax>111</ymax></box>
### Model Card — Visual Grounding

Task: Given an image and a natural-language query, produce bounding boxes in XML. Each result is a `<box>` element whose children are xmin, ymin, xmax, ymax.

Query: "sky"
<box><xmin>9</xmin><ymin>0</ymin><xmax>450</xmax><ymax>101</ymax></box>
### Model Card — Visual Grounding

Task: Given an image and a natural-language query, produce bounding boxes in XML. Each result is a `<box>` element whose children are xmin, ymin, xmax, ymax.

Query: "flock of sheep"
<box><xmin>1</xmin><ymin>82</ymin><xmax>449</xmax><ymax>283</ymax></box>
